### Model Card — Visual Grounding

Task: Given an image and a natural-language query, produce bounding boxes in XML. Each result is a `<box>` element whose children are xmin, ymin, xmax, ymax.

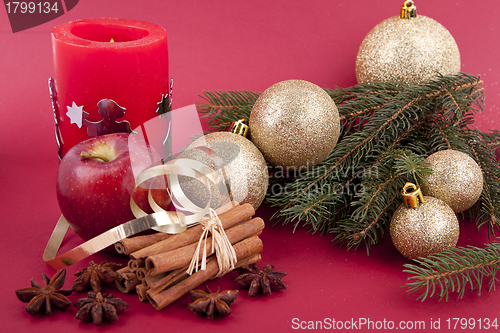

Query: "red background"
<box><xmin>1</xmin><ymin>1</ymin><xmax>499</xmax><ymax>332</ymax></box>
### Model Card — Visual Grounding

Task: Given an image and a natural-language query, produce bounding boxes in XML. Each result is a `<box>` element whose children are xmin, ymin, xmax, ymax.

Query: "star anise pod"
<box><xmin>72</xmin><ymin>261</ymin><xmax>124</xmax><ymax>292</ymax></box>
<box><xmin>74</xmin><ymin>291</ymin><xmax>129</xmax><ymax>324</ymax></box>
<box><xmin>234</xmin><ymin>264</ymin><xmax>287</xmax><ymax>296</ymax></box>
<box><xmin>188</xmin><ymin>285</ymin><xmax>238</xmax><ymax>319</ymax></box>
<box><xmin>15</xmin><ymin>268</ymin><xmax>73</xmax><ymax>315</ymax></box>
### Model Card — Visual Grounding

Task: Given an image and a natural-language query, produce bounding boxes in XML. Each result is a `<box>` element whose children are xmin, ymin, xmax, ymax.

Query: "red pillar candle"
<box><xmin>51</xmin><ymin>18</ymin><xmax>169</xmax><ymax>157</ymax></box>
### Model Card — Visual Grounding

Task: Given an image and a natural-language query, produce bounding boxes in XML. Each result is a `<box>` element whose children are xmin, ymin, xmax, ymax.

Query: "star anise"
<box><xmin>15</xmin><ymin>268</ymin><xmax>73</xmax><ymax>315</ymax></box>
<box><xmin>234</xmin><ymin>264</ymin><xmax>287</xmax><ymax>296</ymax></box>
<box><xmin>188</xmin><ymin>286</ymin><xmax>238</xmax><ymax>319</ymax></box>
<box><xmin>74</xmin><ymin>291</ymin><xmax>129</xmax><ymax>324</ymax></box>
<box><xmin>72</xmin><ymin>261</ymin><xmax>124</xmax><ymax>292</ymax></box>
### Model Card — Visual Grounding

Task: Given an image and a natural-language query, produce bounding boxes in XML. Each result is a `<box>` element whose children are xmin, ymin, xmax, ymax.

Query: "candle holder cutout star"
<box><xmin>66</xmin><ymin>102</ymin><xmax>86</xmax><ymax>128</ymax></box>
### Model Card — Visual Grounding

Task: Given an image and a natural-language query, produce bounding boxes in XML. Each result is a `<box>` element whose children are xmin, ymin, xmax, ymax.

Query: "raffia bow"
<box><xmin>187</xmin><ymin>208</ymin><xmax>238</xmax><ymax>277</ymax></box>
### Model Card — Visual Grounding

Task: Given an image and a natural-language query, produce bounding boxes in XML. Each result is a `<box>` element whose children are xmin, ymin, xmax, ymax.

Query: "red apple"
<box><xmin>56</xmin><ymin>133</ymin><xmax>171</xmax><ymax>241</ymax></box>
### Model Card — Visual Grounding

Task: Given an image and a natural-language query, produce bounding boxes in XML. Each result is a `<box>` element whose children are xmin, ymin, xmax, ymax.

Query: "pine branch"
<box><xmin>268</xmin><ymin>74</ymin><xmax>483</xmax><ymax>245</ymax></box>
<box><xmin>197</xmin><ymin>90</ymin><xmax>260</xmax><ymax>132</ymax></box>
<box><xmin>325</xmin><ymin>82</ymin><xmax>403</xmax><ymax>136</ymax></box>
<box><xmin>331</xmin><ymin>149</ymin><xmax>432</xmax><ymax>251</ymax></box>
<box><xmin>275</xmin><ymin>74</ymin><xmax>482</xmax><ymax>211</ymax></box>
<box><xmin>324</xmin><ymin>81</ymin><xmax>402</xmax><ymax>105</ymax></box>
<box><xmin>403</xmin><ymin>238</ymin><xmax>500</xmax><ymax>301</ymax></box>
<box><xmin>199</xmin><ymin>73</ymin><xmax>495</xmax><ymax>252</ymax></box>
<box><xmin>464</xmin><ymin>129</ymin><xmax>500</xmax><ymax>235</ymax></box>
<box><xmin>482</xmin><ymin>129</ymin><xmax>500</xmax><ymax>150</ymax></box>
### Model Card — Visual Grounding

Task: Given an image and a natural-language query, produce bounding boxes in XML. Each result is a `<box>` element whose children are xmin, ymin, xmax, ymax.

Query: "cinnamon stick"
<box><xmin>136</xmin><ymin>284</ymin><xmax>150</xmax><ymax>302</ymax></box>
<box><xmin>115</xmin><ymin>267</ymin><xmax>129</xmax><ymax>281</ymax></box>
<box><xmin>130</xmin><ymin>203</ymin><xmax>255</xmax><ymax>260</ymax></box>
<box><xmin>146</xmin><ymin>253</ymin><xmax>262</xmax><ymax>299</ymax></box>
<box><xmin>115</xmin><ymin>200</ymin><xmax>239</xmax><ymax>254</ymax></box>
<box><xmin>145</xmin><ymin>265</ymin><xmax>188</xmax><ymax>290</ymax></box>
<box><xmin>128</xmin><ymin>258</ymin><xmax>145</xmax><ymax>272</ymax></box>
<box><xmin>235</xmin><ymin>253</ymin><xmax>262</xmax><ymax>269</ymax></box>
<box><xmin>136</xmin><ymin>267</ymin><xmax>150</xmax><ymax>281</ymax></box>
<box><xmin>145</xmin><ymin>217</ymin><xmax>264</xmax><ymax>275</ymax></box>
<box><xmin>147</xmin><ymin>267</ymin><xmax>189</xmax><ymax>298</ymax></box>
<box><xmin>143</xmin><ymin>271</ymin><xmax>169</xmax><ymax>288</ymax></box>
<box><xmin>115</xmin><ymin>272</ymin><xmax>141</xmax><ymax>293</ymax></box>
<box><xmin>115</xmin><ymin>232</ymin><xmax>171</xmax><ymax>255</ymax></box>
<box><xmin>147</xmin><ymin>235</ymin><xmax>263</xmax><ymax>310</ymax></box>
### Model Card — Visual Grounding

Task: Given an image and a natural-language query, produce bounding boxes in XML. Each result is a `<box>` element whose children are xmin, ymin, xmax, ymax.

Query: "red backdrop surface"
<box><xmin>1</xmin><ymin>1</ymin><xmax>499</xmax><ymax>332</ymax></box>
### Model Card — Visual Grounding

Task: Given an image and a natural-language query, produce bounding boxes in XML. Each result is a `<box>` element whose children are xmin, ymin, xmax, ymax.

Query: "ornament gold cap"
<box><xmin>230</xmin><ymin>118</ymin><xmax>249</xmax><ymax>138</ymax></box>
<box><xmin>400</xmin><ymin>0</ymin><xmax>417</xmax><ymax>19</ymax></box>
<box><xmin>401</xmin><ymin>182</ymin><xmax>424</xmax><ymax>208</ymax></box>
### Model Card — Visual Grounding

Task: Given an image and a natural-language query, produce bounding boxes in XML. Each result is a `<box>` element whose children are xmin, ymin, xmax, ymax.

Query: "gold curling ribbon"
<box><xmin>44</xmin><ymin>146</ymin><xmax>237</xmax><ymax>270</ymax></box>
<box><xmin>186</xmin><ymin>208</ymin><xmax>237</xmax><ymax>277</ymax></box>
<box><xmin>43</xmin><ymin>158</ymin><xmax>194</xmax><ymax>269</ymax></box>
<box><xmin>130</xmin><ymin>150</ymin><xmax>235</xmax><ymax>227</ymax></box>
<box><xmin>43</xmin><ymin>212</ymin><xmax>184</xmax><ymax>270</ymax></box>
<box><xmin>132</xmin><ymin>147</ymin><xmax>238</xmax><ymax>276</ymax></box>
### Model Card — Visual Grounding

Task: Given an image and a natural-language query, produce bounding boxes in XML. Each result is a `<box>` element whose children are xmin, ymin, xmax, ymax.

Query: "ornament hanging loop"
<box><xmin>400</xmin><ymin>0</ymin><xmax>417</xmax><ymax>19</ymax></box>
<box><xmin>230</xmin><ymin>119</ymin><xmax>249</xmax><ymax>138</ymax></box>
<box><xmin>401</xmin><ymin>182</ymin><xmax>424</xmax><ymax>208</ymax></box>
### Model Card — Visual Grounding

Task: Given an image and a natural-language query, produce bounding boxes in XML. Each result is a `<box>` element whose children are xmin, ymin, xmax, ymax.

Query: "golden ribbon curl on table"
<box><xmin>44</xmin><ymin>146</ymin><xmax>237</xmax><ymax>271</ymax></box>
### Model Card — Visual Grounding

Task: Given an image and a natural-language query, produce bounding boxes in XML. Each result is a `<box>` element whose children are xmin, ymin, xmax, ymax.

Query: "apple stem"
<box><xmin>80</xmin><ymin>151</ymin><xmax>109</xmax><ymax>162</ymax></box>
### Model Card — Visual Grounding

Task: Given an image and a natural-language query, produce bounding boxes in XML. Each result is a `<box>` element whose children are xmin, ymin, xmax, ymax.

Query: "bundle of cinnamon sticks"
<box><xmin>113</xmin><ymin>203</ymin><xmax>264</xmax><ymax>310</ymax></box>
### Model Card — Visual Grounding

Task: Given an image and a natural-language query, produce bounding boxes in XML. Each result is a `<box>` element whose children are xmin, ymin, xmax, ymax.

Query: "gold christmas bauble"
<box><xmin>356</xmin><ymin>1</ymin><xmax>460</xmax><ymax>85</ymax></box>
<box><xmin>420</xmin><ymin>149</ymin><xmax>483</xmax><ymax>213</ymax></box>
<box><xmin>390</xmin><ymin>183</ymin><xmax>459</xmax><ymax>260</ymax></box>
<box><xmin>249</xmin><ymin>79</ymin><xmax>340</xmax><ymax>169</ymax></box>
<box><xmin>178</xmin><ymin>132</ymin><xmax>269</xmax><ymax>210</ymax></box>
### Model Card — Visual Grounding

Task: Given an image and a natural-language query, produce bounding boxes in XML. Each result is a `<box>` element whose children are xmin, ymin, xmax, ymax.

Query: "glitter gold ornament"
<box><xmin>420</xmin><ymin>149</ymin><xmax>483</xmax><ymax>213</ymax></box>
<box><xmin>249</xmin><ymin>79</ymin><xmax>340</xmax><ymax>169</ymax></box>
<box><xmin>390</xmin><ymin>183</ymin><xmax>459</xmax><ymax>260</ymax></box>
<box><xmin>356</xmin><ymin>1</ymin><xmax>461</xmax><ymax>85</ymax></box>
<box><xmin>179</xmin><ymin>131</ymin><xmax>268</xmax><ymax>210</ymax></box>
